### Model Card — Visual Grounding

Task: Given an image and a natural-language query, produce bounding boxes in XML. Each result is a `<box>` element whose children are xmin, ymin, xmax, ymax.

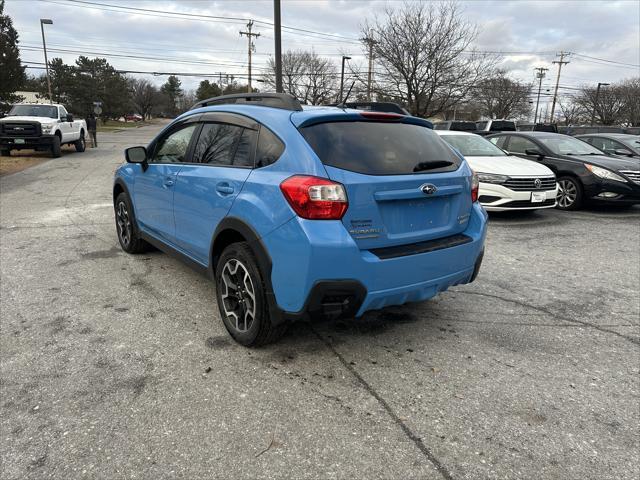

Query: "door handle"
<box><xmin>216</xmin><ymin>183</ymin><xmax>234</xmax><ymax>195</ymax></box>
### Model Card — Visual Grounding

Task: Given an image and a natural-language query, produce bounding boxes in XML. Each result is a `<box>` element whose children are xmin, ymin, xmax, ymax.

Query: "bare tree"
<box><xmin>471</xmin><ymin>70</ymin><xmax>532</xmax><ymax>119</ymax></box>
<box><xmin>557</xmin><ymin>99</ymin><xmax>588</xmax><ymax>126</ymax></box>
<box><xmin>364</xmin><ymin>1</ymin><xmax>495</xmax><ymax>117</ymax></box>
<box><xmin>618</xmin><ymin>77</ymin><xmax>640</xmax><ymax>126</ymax></box>
<box><xmin>130</xmin><ymin>78</ymin><xmax>159</xmax><ymax>120</ymax></box>
<box><xmin>574</xmin><ymin>83</ymin><xmax>626</xmax><ymax>125</ymax></box>
<box><xmin>264</xmin><ymin>50</ymin><xmax>338</xmax><ymax>105</ymax></box>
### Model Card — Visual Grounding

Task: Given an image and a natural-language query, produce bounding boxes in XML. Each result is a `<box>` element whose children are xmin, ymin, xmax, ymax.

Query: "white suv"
<box><xmin>437</xmin><ymin>130</ymin><xmax>558</xmax><ymax>211</ymax></box>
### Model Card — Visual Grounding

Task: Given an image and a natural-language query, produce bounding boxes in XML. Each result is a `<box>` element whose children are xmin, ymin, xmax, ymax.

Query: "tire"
<box><xmin>114</xmin><ymin>192</ymin><xmax>150</xmax><ymax>254</ymax></box>
<box><xmin>74</xmin><ymin>132</ymin><xmax>86</xmax><ymax>152</ymax></box>
<box><xmin>215</xmin><ymin>242</ymin><xmax>287</xmax><ymax>347</ymax></box>
<box><xmin>0</xmin><ymin>149</ymin><xmax>10</xmax><ymax>157</ymax></box>
<box><xmin>51</xmin><ymin>135</ymin><xmax>61</xmax><ymax>158</ymax></box>
<box><xmin>556</xmin><ymin>176</ymin><xmax>583</xmax><ymax>210</ymax></box>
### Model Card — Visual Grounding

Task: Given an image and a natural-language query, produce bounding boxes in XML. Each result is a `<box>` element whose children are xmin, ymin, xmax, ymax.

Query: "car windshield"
<box><xmin>8</xmin><ymin>105</ymin><xmax>58</xmax><ymax>118</ymax></box>
<box><xmin>620</xmin><ymin>137</ymin><xmax>640</xmax><ymax>150</ymax></box>
<box><xmin>441</xmin><ymin>134</ymin><xmax>506</xmax><ymax>157</ymax></box>
<box><xmin>539</xmin><ymin>136</ymin><xmax>604</xmax><ymax>155</ymax></box>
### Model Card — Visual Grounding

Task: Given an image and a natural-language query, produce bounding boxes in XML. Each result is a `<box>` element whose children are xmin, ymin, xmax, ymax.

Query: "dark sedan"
<box><xmin>486</xmin><ymin>132</ymin><xmax>640</xmax><ymax>210</ymax></box>
<box><xmin>575</xmin><ymin>133</ymin><xmax>640</xmax><ymax>158</ymax></box>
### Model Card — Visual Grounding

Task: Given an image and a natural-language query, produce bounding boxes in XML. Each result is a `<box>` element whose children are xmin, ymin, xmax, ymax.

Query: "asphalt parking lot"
<box><xmin>1</xmin><ymin>124</ymin><xmax>638</xmax><ymax>480</ymax></box>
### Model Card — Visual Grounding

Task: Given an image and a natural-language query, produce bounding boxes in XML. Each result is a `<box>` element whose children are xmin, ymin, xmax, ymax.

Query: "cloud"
<box><xmin>6</xmin><ymin>0</ymin><xmax>639</xmax><ymax>95</ymax></box>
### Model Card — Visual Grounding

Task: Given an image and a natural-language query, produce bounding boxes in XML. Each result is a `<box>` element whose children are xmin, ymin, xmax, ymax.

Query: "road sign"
<box><xmin>94</xmin><ymin>106</ymin><xmax>103</xmax><ymax>115</ymax></box>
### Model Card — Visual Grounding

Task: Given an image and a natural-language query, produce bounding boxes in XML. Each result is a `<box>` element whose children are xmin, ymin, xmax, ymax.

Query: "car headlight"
<box><xmin>585</xmin><ymin>164</ymin><xmax>627</xmax><ymax>183</ymax></box>
<box><xmin>476</xmin><ymin>172</ymin><xmax>509</xmax><ymax>184</ymax></box>
<box><xmin>41</xmin><ymin>124</ymin><xmax>54</xmax><ymax>134</ymax></box>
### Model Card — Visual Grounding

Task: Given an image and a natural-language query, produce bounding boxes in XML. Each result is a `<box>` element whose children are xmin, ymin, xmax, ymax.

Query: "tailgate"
<box><xmin>298</xmin><ymin>116</ymin><xmax>473</xmax><ymax>250</ymax></box>
<box><xmin>326</xmin><ymin>166</ymin><xmax>472</xmax><ymax>250</ymax></box>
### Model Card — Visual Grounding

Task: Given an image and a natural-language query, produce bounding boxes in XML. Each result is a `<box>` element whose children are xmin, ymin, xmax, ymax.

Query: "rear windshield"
<box><xmin>300</xmin><ymin>121</ymin><xmax>462</xmax><ymax>175</ymax></box>
<box><xmin>489</xmin><ymin>121</ymin><xmax>516</xmax><ymax>131</ymax></box>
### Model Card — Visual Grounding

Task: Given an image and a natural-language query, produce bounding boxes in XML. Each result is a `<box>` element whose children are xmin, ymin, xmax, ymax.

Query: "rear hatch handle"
<box><xmin>374</xmin><ymin>184</ymin><xmax>463</xmax><ymax>201</ymax></box>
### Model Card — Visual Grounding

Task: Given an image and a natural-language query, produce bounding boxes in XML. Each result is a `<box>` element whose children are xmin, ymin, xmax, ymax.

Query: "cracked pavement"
<box><xmin>1</xmin><ymin>124</ymin><xmax>639</xmax><ymax>479</ymax></box>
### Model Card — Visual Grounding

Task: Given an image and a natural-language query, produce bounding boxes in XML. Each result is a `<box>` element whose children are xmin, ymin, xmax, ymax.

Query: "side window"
<box><xmin>151</xmin><ymin>124</ymin><xmax>198</xmax><ymax>163</ymax></box>
<box><xmin>59</xmin><ymin>106</ymin><xmax>68</xmax><ymax>119</ymax></box>
<box><xmin>476</xmin><ymin>121</ymin><xmax>488</xmax><ymax>130</ymax></box>
<box><xmin>193</xmin><ymin>123</ymin><xmax>243</xmax><ymax>166</ymax></box>
<box><xmin>255</xmin><ymin>126</ymin><xmax>284</xmax><ymax>167</ymax></box>
<box><xmin>489</xmin><ymin>136</ymin><xmax>507</xmax><ymax>149</ymax></box>
<box><xmin>233</xmin><ymin>128</ymin><xmax>257</xmax><ymax>167</ymax></box>
<box><xmin>507</xmin><ymin>136</ymin><xmax>538</xmax><ymax>154</ymax></box>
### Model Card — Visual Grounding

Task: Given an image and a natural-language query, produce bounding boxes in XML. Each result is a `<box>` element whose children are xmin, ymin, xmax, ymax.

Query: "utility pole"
<box><xmin>40</xmin><ymin>19</ymin><xmax>53</xmax><ymax>103</ymax></box>
<box><xmin>590</xmin><ymin>82</ymin><xmax>610</xmax><ymax>126</ymax></box>
<box><xmin>533</xmin><ymin>67</ymin><xmax>548</xmax><ymax>124</ymax></box>
<box><xmin>339</xmin><ymin>55</ymin><xmax>351</xmax><ymax>103</ymax></box>
<box><xmin>240</xmin><ymin>21</ymin><xmax>260</xmax><ymax>93</ymax></box>
<box><xmin>362</xmin><ymin>33</ymin><xmax>377</xmax><ymax>101</ymax></box>
<box><xmin>549</xmin><ymin>51</ymin><xmax>570</xmax><ymax>123</ymax></box>
<box><xmin>273</xmin><ymin>0</ymin><xmax>283</xmax><ymax>93</ymax></box>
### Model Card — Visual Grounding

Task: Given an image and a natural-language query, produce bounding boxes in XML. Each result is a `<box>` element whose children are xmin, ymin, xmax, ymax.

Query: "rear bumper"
<box><xmin>0</xmin><ymin>135</ymin><xmax>55</xmax><ymax>149</ymax></box>
<box><xmin>262</xmin><ymin>203</ymin><xmax>487</xmax><ymax>319</ymax></box>
<box><xmin>479</xmin><ymin>183</ymin><xmax>558</xmax><ymax>211</ymax></box>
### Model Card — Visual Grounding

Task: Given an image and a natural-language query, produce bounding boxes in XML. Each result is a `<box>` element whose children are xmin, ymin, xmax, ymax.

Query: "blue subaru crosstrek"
<box><xmin>113</xmin><ymin>93</ymin><xmax>487</xmax><ymax>346</ymax></box>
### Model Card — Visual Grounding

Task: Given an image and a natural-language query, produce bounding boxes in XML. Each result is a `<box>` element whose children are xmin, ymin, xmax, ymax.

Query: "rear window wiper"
<box><xmin>413</xmin><ymin>160</ymin><xmax>455</xmax><ymax>172</ymax></box>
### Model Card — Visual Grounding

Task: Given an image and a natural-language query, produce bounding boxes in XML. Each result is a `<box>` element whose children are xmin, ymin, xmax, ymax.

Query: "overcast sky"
<box><xmin>7</xmin><ymin>0</ymin><xmax>640</xmax><ymax>107</ymax></box>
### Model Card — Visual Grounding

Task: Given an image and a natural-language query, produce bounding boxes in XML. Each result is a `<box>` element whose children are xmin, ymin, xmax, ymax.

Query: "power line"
<box><xmin>41</xmin><ymin>0</ymin><xmax>361</xmax><ymax>44</ymax></box>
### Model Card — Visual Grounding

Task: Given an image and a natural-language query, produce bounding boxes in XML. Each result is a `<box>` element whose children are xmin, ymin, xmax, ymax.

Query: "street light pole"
<box><xmin>40</xmin><ymin>19</ymin><xmax>53</xmax><ymax>103</ymax></box>
<box><xmin>339</xmin><ymin>55</ymin><xmax>351</xmax><ymax>103</ymax></box>
<box><xmin>590</xmin><ymin>82</ymin><xmax>610</xmax><ymax>126</ymax></box>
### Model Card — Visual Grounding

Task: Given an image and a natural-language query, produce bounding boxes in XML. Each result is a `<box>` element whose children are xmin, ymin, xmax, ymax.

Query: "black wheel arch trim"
<box><xmin>210</xmin><ymin>217</ymin><xmax>288</xmax><ymax>325</ymax></box>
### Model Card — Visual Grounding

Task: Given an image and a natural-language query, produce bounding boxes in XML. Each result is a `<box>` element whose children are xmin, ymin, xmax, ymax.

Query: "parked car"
<box><xmin>124</xmin><ymin>113</ymin><xmax>143</xmax><ymax>122</ymax></box>
<box><xmin>114</xmin><ymin>93</ymin><xmax>487</xmax><ymax>346</ymax></box>
<box><xmin>487</xmin><ymin>132</ymin><xmax>640</xmax><ymax>210</ymax></box>
<box><xmin>0</xmin><ymin>103</ymin><xmax>87</xmax><ymax>157</ymax></box>
<box><xmin>517</xmin><ymin>123</ymin><xmax>557</xmax><ymax>133</ymax></box>
<box><xmin>436</xmin><ymin>131</ymin><xmax>557</xmax><ymax>211</ymax></box>
<box><xmin>433</xmin><ymin>120</ymin><xmax>477</xmax><ymax>132</ymax></box>
<box><xmin>576</xmin><ymin>133</ymin><xmax>640</xmax><ymax>158</ymax></box>
<box><xmin>474</xmin><ymin>119</ymin><xmax>517</xmax><ymax>136</ymax></box>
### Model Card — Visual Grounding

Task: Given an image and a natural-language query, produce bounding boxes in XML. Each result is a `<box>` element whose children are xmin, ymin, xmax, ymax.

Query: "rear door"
<box><xmin>299</xmin><ymin>118</ymin><xmax>472</xmax><ymax>250</ymax></box>
<box><xmin>173</xmin><ymin>114</ymin><xmax>257</xmax><ymax>264</ymax></box>
<box><xmin>133</xmin><ymin>121</ymin><xmax>199</xmax><ymax>243</ymax></box>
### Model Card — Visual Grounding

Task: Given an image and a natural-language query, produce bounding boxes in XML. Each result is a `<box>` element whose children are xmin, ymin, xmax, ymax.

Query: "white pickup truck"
<box><xmin>0</xmin><ymin>103</ymin><xmax>87</xmax><ymax>158</ymax></box>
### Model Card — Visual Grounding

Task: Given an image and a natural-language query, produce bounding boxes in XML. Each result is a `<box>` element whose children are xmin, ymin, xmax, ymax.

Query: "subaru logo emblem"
<box><xmin>534</xmin><ymin>178</ymin><xmax>542</xmax><ymax>189</ymax></box>
<box><xmin>421</xmin><ymin>184</ymin><xmax>438</xmax><ymax>195</ymax></box>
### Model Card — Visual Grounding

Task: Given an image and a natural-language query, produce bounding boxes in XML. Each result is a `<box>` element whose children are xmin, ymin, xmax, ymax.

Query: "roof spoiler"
<box><xmin>191</xmin><ymin>93</ymin><xmax>303</xmax><ymax>111</ymax></box>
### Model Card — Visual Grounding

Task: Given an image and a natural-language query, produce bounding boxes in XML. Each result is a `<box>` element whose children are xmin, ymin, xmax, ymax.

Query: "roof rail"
<box><xmin>191</xmin><ymin>93</ymin><xmax>303</xmax><ymax>111</ymax></box>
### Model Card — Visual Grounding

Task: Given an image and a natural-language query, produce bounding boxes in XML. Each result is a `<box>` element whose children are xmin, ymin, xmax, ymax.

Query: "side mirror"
<box><xmin>525</xmin><ymin>148</ymin><xmax>544</xmax><ymax>157</ymax></box>
<box><xmin>614</xmin><ymin>148</ymin><xmax>633</xmax><ymax>157</ymax></box>
<box><xmin>125</xmin><ymin>146</ymin><xmax>148</xmax><ymax>166</ymax></box>
<box><xmin>66</xmin><ymin>114</ymin><xmax>74</xmax><ymax>122</ymax></box>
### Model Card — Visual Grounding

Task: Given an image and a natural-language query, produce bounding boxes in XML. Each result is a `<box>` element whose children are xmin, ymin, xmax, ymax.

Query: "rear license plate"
<box><xmin>14</xmin><ymin>139</ymin><xmax>25</xmax><ymax>144</ymax></box>
<box><xmin>531</xmin><ymin>192</ymin><xmax>546</xmax><ymax>203</ymax></box>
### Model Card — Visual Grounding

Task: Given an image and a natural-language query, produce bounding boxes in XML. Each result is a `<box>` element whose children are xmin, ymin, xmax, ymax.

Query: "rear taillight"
<box><xmin>471</xmin><ymin>171</ymin><xmax>479</xmax><ymax>202</ymax></box>
<box><xmin>280</xmin><ymin>175</ymin><xmax>348</xmax><ymax>220</ymax></box>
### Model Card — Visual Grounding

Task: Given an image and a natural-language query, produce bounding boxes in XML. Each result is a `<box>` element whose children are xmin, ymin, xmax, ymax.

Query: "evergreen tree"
<box><xmin>0</xmin><ymin>0</ymin><xmax>26</xmax><ymax>113</ymax></box>
<box><xmin>161</xmin><ymin>75</ymin><xmax>183</xmax><ymax>116</ymax></box>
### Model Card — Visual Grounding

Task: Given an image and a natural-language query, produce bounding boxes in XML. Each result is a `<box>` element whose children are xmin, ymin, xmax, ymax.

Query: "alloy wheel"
<box><xmin>557</xmin><ymin>179</ymin><xmax>577</xmax><ymax>208</ymax></box>
<box><xmin>220</xmin><ymin>259</ymin><xmax>256</xmax><ymax>332</ymax></box>
<box><xmin>116</xmin><ymin>201</ymin><xmax>132</xmax><ymax>247</ymax></box>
